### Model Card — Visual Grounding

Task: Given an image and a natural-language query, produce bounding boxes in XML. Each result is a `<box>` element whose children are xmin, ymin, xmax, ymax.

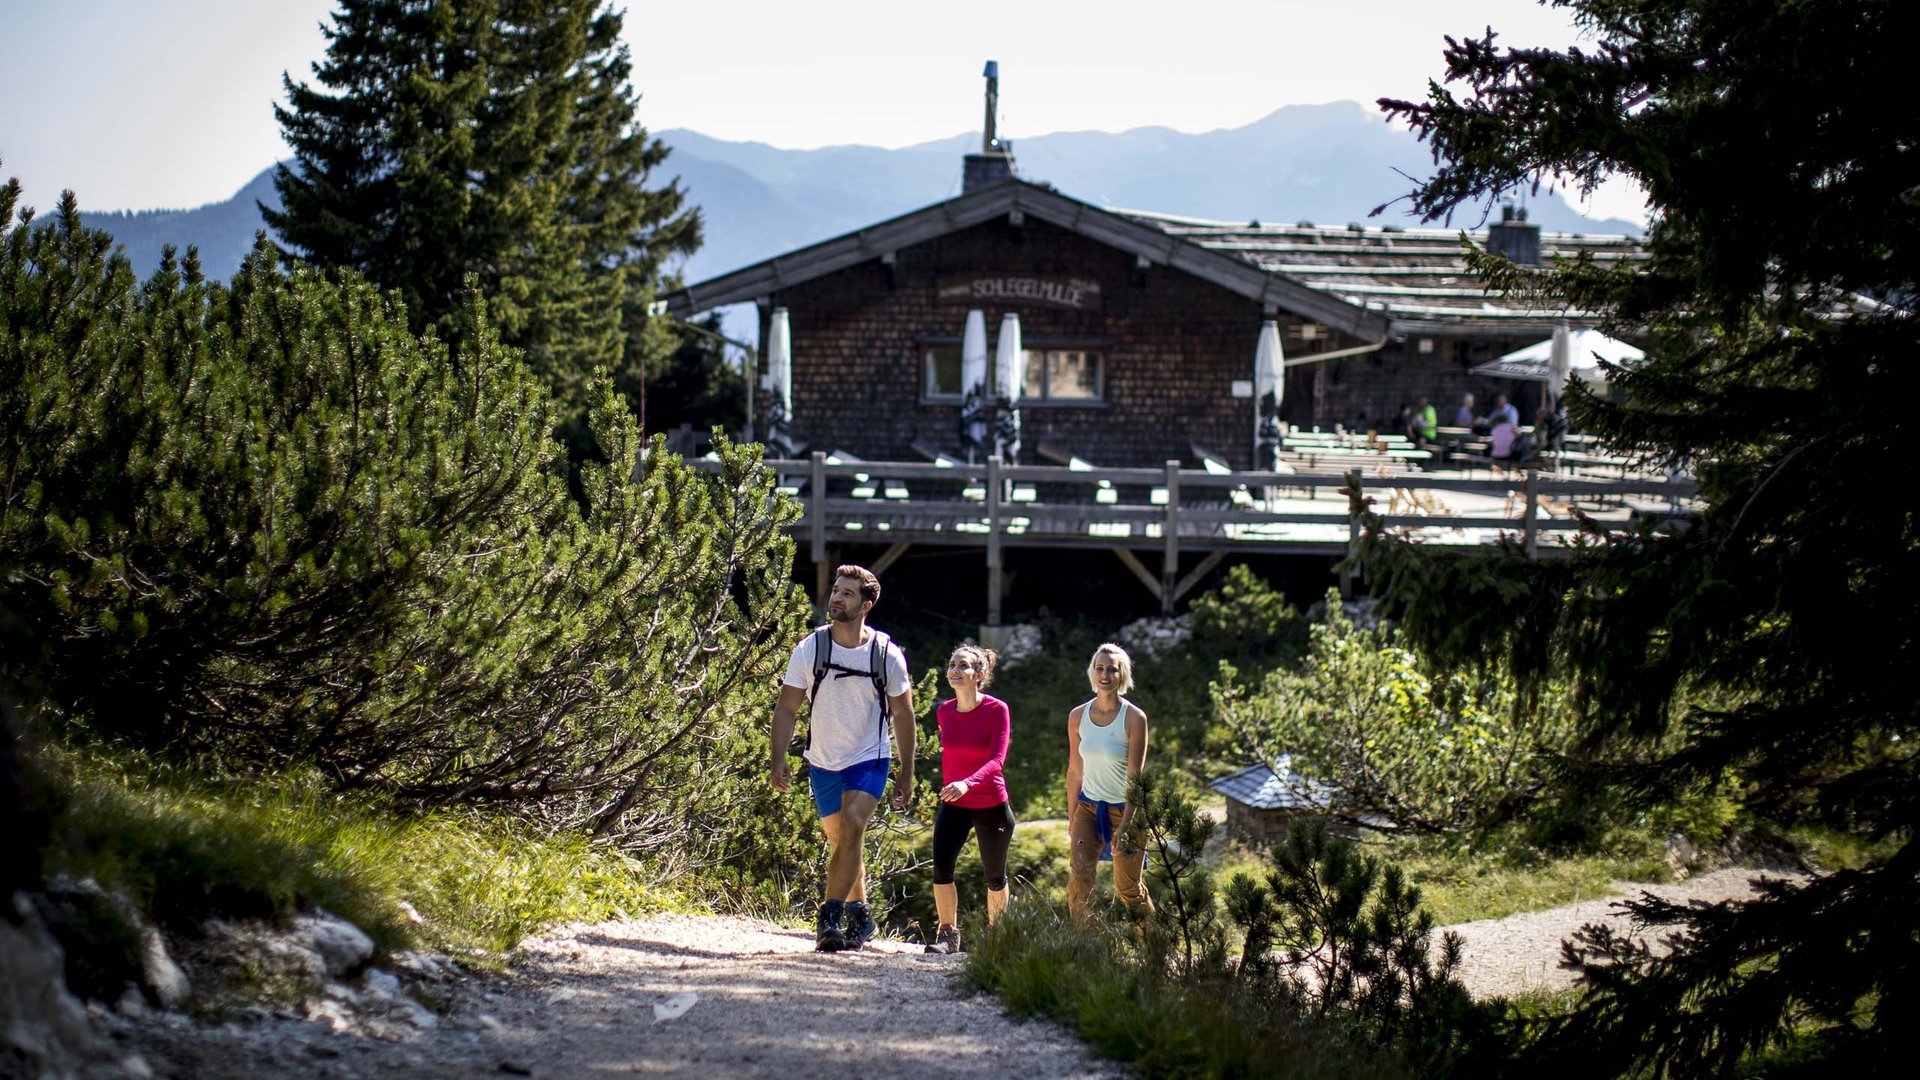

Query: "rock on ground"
<box><xmin>3</xmin><ymin>893</ymin><xmax>153</xmax><ymax>1080</ymax></box>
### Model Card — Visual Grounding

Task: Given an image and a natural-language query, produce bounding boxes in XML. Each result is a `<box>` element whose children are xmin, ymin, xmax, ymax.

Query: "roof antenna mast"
<box><xmin>983</xmin><ymin>60</ymin><xmax>999</xmax><ymax>151</ymax></box>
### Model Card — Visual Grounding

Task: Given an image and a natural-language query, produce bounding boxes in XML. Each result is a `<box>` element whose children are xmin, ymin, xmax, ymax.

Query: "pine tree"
<box><xmin>1362</xmin><ymin>1</ymin><xmax>1919</xmax><ymax>1074</ymax></box>
<box><xmin>2</xmin><ymin>185</ymin><xmax>807</xmax><ymax>862</ymax></box>
<box><xmin>265</xmin><ymin>0</ymin><xmax>699</xmax><ymax>427</ymax></box>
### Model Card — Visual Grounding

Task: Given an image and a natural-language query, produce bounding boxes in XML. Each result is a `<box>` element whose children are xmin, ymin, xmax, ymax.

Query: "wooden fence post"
<box><xmin>1523</xmin><ymin>468</ymin><xmax>1540</xmax><ymax>559</ymax></box>
<box><xmin>1341</xmin><ymin>468</ymin><xmax>1362</xmax><ymax>599</ymax></box>
<box><xmin>1161</xmin><ymin>460</ymin><xmax>1181</xmax><ymax>614</ymax></box>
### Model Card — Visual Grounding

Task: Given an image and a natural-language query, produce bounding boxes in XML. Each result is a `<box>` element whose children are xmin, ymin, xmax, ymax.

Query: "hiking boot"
<box><xmin>815</xmin><ymin>900</ymin><xmax>847</xmax><ymax>952</ymax></box>
<box><xmin>923</xmin><ymin>925</ymin><xmax>961</xmax><ymax>955</ymax></box>
<box><xmin>845</xmin><ymin>903</ymin><xmax>877</xmax><ymax>950</ymax></box>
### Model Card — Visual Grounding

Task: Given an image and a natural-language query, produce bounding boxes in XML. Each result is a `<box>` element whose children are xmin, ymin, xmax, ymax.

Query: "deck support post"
<box><xmin>1173</xmin><ymin>550</ymin><xmax>1228</xmax><ymax>604</ymax></box>
<box><xmin>986</xmin><ymin>455</ymin><xmax>1004</xmax><ymax>626</ymax></box>
<box><xmin>1113</xmin><ymin>548</ymin><xmax>1163</xmax><ymax>604</ymax></box>
<box><xmin>1161</xmin><ymin>460</ymin><xmax>1181</xmax><ymax>614</ymax></box>
<box><xmin>810</xmin><ymin>451</ymin><xmax>830</xmax><ymax>613</ymax></box>
<box><xmin>871</xmin><ymin>540</ymin><xmax>912</xmax><ymax>579</ymax></box>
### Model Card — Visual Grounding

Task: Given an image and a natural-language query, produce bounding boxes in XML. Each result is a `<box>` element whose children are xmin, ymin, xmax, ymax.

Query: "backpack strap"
<box><xmin>801</xmin><ymin>626</ymin><xmax>832</xmax><ymax>752</ymax></box>
<box><xmin>867</xmin><ymin>630</ymin><xmax>893</xmax><ymax>743</ymax></box>
<box><xmin>807</xmin><ymin>626</ymin><xmax>832</xmax><ymax>710</ymax></box>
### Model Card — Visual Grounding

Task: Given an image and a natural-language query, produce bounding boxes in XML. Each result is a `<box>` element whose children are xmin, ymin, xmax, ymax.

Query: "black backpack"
<box><xmin>796</xmin><ymin>626</ymin><xmax>894</xmax><ymax>754</ymax></box>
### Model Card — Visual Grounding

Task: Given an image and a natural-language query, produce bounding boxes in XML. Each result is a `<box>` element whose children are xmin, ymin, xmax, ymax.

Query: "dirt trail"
<box><xmin>115</xmin><ymin>868</ymin><xmax>1795</xmax><ymax>1077</ymax></box>
<box><xmin>120</xmin><ymin>914</ymin><xmax>1120</xmax><ymax>1080</ymax></box>
<box><xmin>1439</xmin><ymin>865</ymin><xmax>1796</xmax><ymax>999</ymax></box>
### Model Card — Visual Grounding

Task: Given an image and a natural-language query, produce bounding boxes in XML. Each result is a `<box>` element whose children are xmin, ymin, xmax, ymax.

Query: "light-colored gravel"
<box><xmin>117</xmin><ymin>913</ymin><xmax>1122</xmax><ymax>1079</ymax></box>
<box><xmin>1439</xmin><ymin>865</ymin><xmax>1800</xmax><ymax>1000</ymax></box>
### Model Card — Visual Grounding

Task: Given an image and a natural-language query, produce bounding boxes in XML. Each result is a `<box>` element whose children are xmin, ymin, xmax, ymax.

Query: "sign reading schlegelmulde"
<box><xmin>936</xmin><ymin>275</ymin><xmax>1103</xmax><ymax>311</ymax></box>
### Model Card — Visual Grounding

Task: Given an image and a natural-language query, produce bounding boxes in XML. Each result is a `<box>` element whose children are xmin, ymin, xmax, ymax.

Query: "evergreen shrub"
<box><xmin>0</xmin><ymin>183</ymin><xmax>809</xmax><ymax>875</ymax></box>
<box><xmin>966</xmin><ymin>775</ymin><xmax>1506</xmax><ymax>1079</ymax></box>
<box><xmin>1216</xmin><ymin>589</ymin><xmax>1576</xmax><ymax>834</ymax></box>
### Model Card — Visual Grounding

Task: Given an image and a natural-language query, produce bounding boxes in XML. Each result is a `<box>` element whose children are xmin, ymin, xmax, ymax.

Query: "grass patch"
<box><xmin>1777</xmin><ymin>824</ymin><xmax>1901</xmax><ymax>873</ymax></box>
<box><xmin>1383</xmin><ymin>835</ymin><xmax>1669</xmax><ymax>926</ymax></box>
<box><xmin>1202</xmin><ymin>829</ymin><xmax>1669</xmax><ymax>928</ymax></box>
<box><xmin>961</xmin><ymin>902</ymin><xmax>1410</xmax><ymax>1080</ymax></box>
<box><xmin>42</xmin><ymin>747</ymin><xmax>679</xmax><ymax>958</ymax></box>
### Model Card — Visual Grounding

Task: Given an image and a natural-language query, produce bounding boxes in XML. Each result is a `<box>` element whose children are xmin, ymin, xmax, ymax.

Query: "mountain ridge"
<box><xmin>60</xmin><ymin>101</ymin><xmax>1642</xmax><ymax>292</ymax></box>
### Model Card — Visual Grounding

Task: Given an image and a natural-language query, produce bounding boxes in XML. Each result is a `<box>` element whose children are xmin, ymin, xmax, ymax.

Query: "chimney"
<box><xmin>962</xmin><ymin>60</ymin><xmax>1016</xmax><ymax>192</ymax></box>
<box><xmin>1486</xmin><ymin>202</ymin><xmax>1541</xmax><ymax>266</ymax></box>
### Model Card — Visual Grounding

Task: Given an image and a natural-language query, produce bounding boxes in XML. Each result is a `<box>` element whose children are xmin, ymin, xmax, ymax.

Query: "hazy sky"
<box><xmin>0</xmin><ymin>0</ymin><xmax>1646</xmax><ymax>222</ymax></box>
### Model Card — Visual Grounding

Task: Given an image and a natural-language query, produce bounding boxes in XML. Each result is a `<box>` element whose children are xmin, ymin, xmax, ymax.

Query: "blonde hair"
<box><xmin>948</xmin><ymin>643</ymin><xmax>999</xmax><ymax>690</ymax></box>
<box><xmin>1087</xmin><ymin>642</ymin><xmax>1134</xmax><ymax>695</ymax></box>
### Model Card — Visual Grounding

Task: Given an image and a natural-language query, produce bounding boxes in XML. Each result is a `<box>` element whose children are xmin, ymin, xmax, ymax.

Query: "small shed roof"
<box><xmin>1207</xmin><ymin>758</ymin><xmax>1333</xmax><ymax>811</ymax></box>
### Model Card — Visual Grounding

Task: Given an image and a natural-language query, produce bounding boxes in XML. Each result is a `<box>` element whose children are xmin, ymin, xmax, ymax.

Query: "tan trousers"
<box><xmin>1066</xmin><ymin>799</ymin><xmax>1154</xmax><ymax>921</ymax></box>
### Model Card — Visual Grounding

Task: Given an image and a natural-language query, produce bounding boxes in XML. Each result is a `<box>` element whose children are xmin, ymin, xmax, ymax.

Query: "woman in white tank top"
<box><xmin>1064</xmin><ymin>642</ymin><xmax>1155</xmax><ymax>922</ymax></box>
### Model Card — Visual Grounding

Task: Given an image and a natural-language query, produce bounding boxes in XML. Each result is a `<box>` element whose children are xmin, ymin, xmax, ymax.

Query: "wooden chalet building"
<box><xmin>660</xmin><ymin>143</ymin><xmax>1642</xmax><ymax>471</ymax></box>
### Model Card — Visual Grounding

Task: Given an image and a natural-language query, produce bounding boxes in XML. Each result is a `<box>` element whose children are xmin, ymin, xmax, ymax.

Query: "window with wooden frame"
<box><xmin>1021</xmin><ymin>347</ymin><xmax>1104</xmax><ymax>402</ymax></box>
<box><xmin>922</xmin><ymin>343</ymin><xmax>964</xmax><ymax>402</ymax></box>
<box><xmin>920</xmin><ymin>339</ymin><xmax>1108</xmax><ymax>405</ymax></box>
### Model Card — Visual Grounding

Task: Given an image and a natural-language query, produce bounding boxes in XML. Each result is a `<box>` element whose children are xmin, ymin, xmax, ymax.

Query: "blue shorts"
<box><xmin>809</xmin><ymin>757</ymin><xmax>890</xmax><ymax>818</ymax></box>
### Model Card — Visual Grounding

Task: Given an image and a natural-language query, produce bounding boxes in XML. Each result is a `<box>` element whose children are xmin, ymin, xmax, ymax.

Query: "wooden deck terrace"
<box><xmin>687</xmin><ymin>452</ymin><xmax>1700</xmax><ymax>619</ymax></box>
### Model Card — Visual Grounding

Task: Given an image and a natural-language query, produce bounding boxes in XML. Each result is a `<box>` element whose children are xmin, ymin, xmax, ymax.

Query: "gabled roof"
<box><xmin>660</xmin><ymin>179</ymin><xmax>1394</xmax><ymax>339</ymax></box>
<box><xmin>663</xmin><ymin>178</ymin><xmax>1649</xmax><ymax>340</ymax></box>
<box><xmin>1208</xmin><ymin>759</ymin><xmax>1334</xmax><ymax>811</ymax></box>
<box><xmin>1115</xmin><ymin>208</ymin><xmax>1645</xmax><ymax>336</ymax></box>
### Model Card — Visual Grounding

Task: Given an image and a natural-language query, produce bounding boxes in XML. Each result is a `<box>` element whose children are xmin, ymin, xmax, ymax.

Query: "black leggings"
<box><xmin>931</xmin><ymin>801</ymin><xmax>1016</xmax><ymax>890</ymax></box>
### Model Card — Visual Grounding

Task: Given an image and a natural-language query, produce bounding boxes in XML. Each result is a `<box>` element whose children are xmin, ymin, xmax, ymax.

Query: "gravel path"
<box><xmin>114</xmin><ymin>868</ymin><xmax>1796</xmax><ymax>1076</ymax></box>
<box><xmin>118</xmin><ymin>914</ymin><xmax>1121</xmax><ymax>1080</ymax></box>
<box><xmin>1439</xmin><ymin>866</ymin><xmax>1798</xmax><ymax>1000</ymax></box>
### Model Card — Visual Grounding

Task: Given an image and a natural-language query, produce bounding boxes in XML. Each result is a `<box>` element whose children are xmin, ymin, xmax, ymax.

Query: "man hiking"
<box><xmin>771</xmin><ymin>564</ymin><xmax>915</xmax><ymax>951</ymax></box>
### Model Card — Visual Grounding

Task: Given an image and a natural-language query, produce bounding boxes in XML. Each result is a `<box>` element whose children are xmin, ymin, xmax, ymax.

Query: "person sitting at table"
<box><xmin>1489</xmin><ymin>413</ymin><xmax>1520</xmax><ymax>461</ymax></box>
<box><xmin>1490</xmin><ymin>416</ymin><xmax>1534</xmax><ymax>462</ymax></box>
<box><xmin>1394</xmin><ymin>402</ymin><xmax>1416</xmax><ymax>442</ymax></box>
<box><xmin>1411</xmin><ymin>396</ymin><xmax>1439</xmax><ymax>450</ymax></box>
<box><xmin>1538</xmin><ymin>403</ymin><xmax>1568</xmax><ymax>455</ymax></box>
<box><xmin>1481</xmin><ymin>393</ymin><xmax>1521</xmax><ymax>433</ymax></box>
<box><xmin>1453</xmin><ymin>393</ymin><xmax>1477</xmax><ymax>427</ymax></box>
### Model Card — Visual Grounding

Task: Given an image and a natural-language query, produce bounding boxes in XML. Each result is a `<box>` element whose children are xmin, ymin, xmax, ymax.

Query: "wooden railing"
<box><xmin>683</xmin><ymin>452</ymin><xmax>1698</xmax><ymax>612</ymax></box>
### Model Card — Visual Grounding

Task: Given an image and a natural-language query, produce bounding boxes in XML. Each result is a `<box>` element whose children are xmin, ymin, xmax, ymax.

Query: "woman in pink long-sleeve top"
<box><xmin>925</xmin><ymin>643</ymin><xmax>1015</xmax><ymax>954</ymax></box>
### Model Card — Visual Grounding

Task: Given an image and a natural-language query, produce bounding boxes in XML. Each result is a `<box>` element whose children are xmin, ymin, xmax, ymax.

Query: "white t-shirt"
<box><xmin>783</xmin><ymin>627</ymin><xmax>911</xmax><ymax>772</ymax></box>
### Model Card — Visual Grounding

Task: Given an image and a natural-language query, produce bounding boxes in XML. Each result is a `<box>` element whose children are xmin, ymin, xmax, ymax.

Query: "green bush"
<box><xmin>963</xmin><ymin>903</ymin><xmax>1404</xmax><ymax>1080</ymax></box>
<box><xmin>1217</xmin><ymin>589</ymin><xmax>1577</xmax><ymax>834</ymax></box>
<box><xmin>1188</xmin><ymin>563</ymin><xmax>1304</xmax><ymax>660</ymax></box>
<box><xmin>963</xmin><ymin>772</ymin><xmax>1508</xmax><ymax>1079</ymax></box>
<box><xmin>1138</xmin><ymin>776</ymin><xmax>1500</xmax><ymax>1075</ymax></box>
<box><xmin>0</xmin><ymin>188</ymin><xmax>811</xmax><ymax>873</ymax></box>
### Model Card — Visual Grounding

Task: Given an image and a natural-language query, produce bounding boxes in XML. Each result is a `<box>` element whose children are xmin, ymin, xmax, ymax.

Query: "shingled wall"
<box><xmin>759</xmin><ymin>216</ymin><xmax>1542</xmax><ymax>467</ymax></box>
